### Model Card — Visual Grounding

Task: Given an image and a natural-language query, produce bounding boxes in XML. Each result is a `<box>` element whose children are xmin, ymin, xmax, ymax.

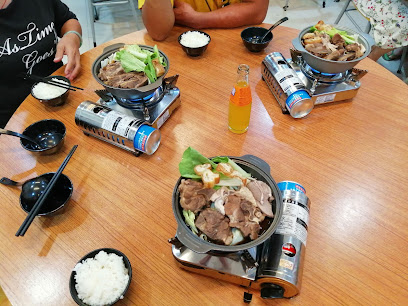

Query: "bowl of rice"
<box><xmin>31</xmin><ymin>75</ymin><xmax>70</xmax><ymax>107</ymax></box>
<box><xmin>70</xmin><ymin>248</ymin><xmax>132</xmax><ymax>306</ymax></box>
<box><xmin>178</xmin><ymin>30</ymin><xmax>211</xmax><ymax>57</ymax></box>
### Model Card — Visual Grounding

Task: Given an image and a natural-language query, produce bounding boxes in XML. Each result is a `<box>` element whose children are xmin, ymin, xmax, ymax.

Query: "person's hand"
<box><xmin>173</xmin><ymin>0</ymin><xmax>200</xmax><ymax>28</ymax></box>
<box><xmin>53</xmin><ymin>33</ymin><xmax>81</xmax><ymax>80</ymax></box>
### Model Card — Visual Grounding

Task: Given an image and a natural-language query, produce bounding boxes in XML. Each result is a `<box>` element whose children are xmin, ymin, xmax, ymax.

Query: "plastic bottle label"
<box><xmin>230</xmin><ymin>85</ymin><xmax>252</xmax><ymax>107</ymax></box>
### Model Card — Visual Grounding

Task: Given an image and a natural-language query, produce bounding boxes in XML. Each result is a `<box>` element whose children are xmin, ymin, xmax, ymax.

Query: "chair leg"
<box><xmin>129</xmin><ymin>0</ymin><xmax>138</xmax><ymax>19</ymax></box>
<box><xmin>334</xmin><ymin>0</ymin><xmax>351</xmax><ymax>24</ymax></box>
<box><xmin>397</xmin><ymin>46</ymin><xmax>407</xmax><ymax>74</ymax></box>
<box><xmin>87</xmin><ymin>0</ymin><xmax>97</xmax><ymax>47</ymax></box>
<box><xmin>283</xmin><ymin>0</ymin><xmax>289</xmax><ymax>11</ymax></box>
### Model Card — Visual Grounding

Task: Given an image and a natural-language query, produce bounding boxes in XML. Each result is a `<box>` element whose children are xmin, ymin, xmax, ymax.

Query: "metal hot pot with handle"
<box><xmin>91</xmin><ymin>43</ymin><xmax>170</xmax><ymax>100</ymax></box>
<box><xmin>292</xmin><ymin>24</ymin><xmax>375</xmax><ymax>74</ymax></box>
<box><xmin>171</xmin><ymin>155</ymin><xmax>283</xmax><ymax>254</ymax></box>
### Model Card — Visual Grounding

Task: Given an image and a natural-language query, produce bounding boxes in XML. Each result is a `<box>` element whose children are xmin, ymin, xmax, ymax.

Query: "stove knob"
<box><xmin>260</xmin><ymin>283</ymin><xmax>284</xmax><ymax>299</ymax></box>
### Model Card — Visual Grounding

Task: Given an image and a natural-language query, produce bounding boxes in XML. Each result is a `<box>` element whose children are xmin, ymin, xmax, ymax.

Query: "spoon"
<box><xmin>0</xmin><ymin>175</ymin><xmax>49</xmax><ymax>203</ymax></box>
<box><xmin>0</xmin><ymin>128</ymin><xmax>42</xmax><ymax>149</ymax></box>
<box><xmin>258</xmin><ymin>17</ymin><xmax>289</xmax><ymax>43</ymax></box>
<box><xmin>34</xmin><ymin>131</ymin><xmax>64</xmax><ymax>150</ymax></box>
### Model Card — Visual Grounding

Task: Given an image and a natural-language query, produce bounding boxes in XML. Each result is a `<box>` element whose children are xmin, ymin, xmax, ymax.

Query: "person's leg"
<box><xmin>368</xmin><ymin>46</ymin><xmax>394</xmax><ymax>62</ymax></box>
<box><xmin>383</xmin><ymin>47</ymin><xmax>404</xmax><ymax>61</ymax></box>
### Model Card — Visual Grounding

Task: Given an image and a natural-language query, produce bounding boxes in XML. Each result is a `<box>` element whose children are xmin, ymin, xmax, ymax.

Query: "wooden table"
<box><xmin>1</xmin><ymin>25</ymin><xmax>407</xmax><ymax>305</ymax></box>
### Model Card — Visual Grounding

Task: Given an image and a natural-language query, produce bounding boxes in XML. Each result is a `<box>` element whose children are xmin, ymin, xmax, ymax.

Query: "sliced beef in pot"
<box><xmin>324</xmin><ymin>49</ymin><xmax>344</xmax><ymax>61</ymax></box>
<box><xmin>331</xmin><ymin>33</ymin><xmax>345</xmax><ymax>46</ymax></box>
<box><xmin>305</xmin><ymin>43</ymin><xmax>331</xmax><ymax>57</ymax></box>
<box><xmin>195</xmin><ymin>208</ymin><xmax>233</xmax><ymax>245</ymax></box>
<box><xmin>178</xmin><ymin>179</ymin><xmax>209</xmax><ymax>214</ymax></box>
<box><xmin>246</xmin><ymin>181</ymin><xmax>274</xmax><ymax>217</ymax></box>
<box><xmin>224</xmin><ymin>194</ymin><xmax>261</xmax><ymax>240</ymax></box>
<box><xmin>98</xmin><ymin>61</ymin><xmax>148</xmax><ymax>89</ymax></box>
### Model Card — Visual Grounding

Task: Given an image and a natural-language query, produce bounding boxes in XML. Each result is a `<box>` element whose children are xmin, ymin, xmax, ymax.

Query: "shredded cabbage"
<box><xmin>183</xmin><ymin>210</ymin><xmax>198</xmax><ymax>235</ymax></box>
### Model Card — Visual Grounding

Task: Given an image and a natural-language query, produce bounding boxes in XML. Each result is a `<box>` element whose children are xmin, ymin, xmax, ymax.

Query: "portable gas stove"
<box><xmin>95</xmin><ymin>75</ymin><xmax>181</xmax><ymax>129</ymax></box>
<box><xmin>262</xmin><ymin>50</ymin><xmax>368</xmax><ymax>114</ymax></box>
<box><xmin>170</xmin><ymin>188</ymin><xmax>310</xmax><ymax>303</ymax></box>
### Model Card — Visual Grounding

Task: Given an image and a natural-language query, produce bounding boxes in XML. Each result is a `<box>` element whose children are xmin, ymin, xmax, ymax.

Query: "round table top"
<box><xmin>1</xmin><ymin>25</ymin><xmax>408</xmax><ymax>305</ymax></box>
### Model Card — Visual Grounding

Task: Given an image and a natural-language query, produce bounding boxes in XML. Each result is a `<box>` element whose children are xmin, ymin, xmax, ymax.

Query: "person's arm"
<box><xmin>174</xmin><ymin>0</ymin><xmax>269</xmax><ymax>29</ymax></box>
<box><xmin>142</xmin><ymin>0</ymin><xmax>175</xmax><ymax>41</ymax></box>
<box><xmin>54</xmin><ymin>19</ymin><xmax>82</xmax><ymax>80</ymax></box>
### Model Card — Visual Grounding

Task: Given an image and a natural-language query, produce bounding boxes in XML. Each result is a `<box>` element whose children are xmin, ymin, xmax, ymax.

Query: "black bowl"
<box><xmin>31</xmin><ymin>75</ymin><xmax>70</xmax><ymax>107</ymax></box>
<box><xmin>20</xmin><ymin>119</ymin><xmax>66</xmax><ymax>155</ymax></box>
<box><xmin>70</xmin><ymin>248</ymin><xmax>132</xmax><ymax>306</ymax></box>
<box><xmin>178</xmin><ymin>30</ymin><xmax>211</xmax><ymax>57</ymax></box>
<box><xmin>241</xmin><ymin>27</ymin><xmax>273</xmax><ymax>52</ymax></box>
<box><xmin>19</xmin><ymin>172</ymin><xmax>73</xmax><ymax>216</ymax></box>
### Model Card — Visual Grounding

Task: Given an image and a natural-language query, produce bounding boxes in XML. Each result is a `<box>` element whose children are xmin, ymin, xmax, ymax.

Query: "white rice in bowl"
<box><xmin>73</xmin><ymin>250</ymin><xmax>130</xmax><ymax>306</ymax></box>
<box><xmin>32</xmin><ymin>78</ymin><xmax>69</xmax><ymax>100</ymax></box>
<box><xmin>180</xmin><ymin>31</ymin><xmax>210</xmax><ymax>48</ymax></box>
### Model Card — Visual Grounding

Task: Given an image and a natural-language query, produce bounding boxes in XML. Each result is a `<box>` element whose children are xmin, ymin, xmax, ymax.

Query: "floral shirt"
<box><xmin>352</xmin><ymin>0</ymin><xmax>408</xmax><ymax>48</ymax></box>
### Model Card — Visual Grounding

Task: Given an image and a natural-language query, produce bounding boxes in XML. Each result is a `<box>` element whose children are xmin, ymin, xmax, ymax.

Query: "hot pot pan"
<box><xmin>172</xmin><ymin>155</ymin><xmax>283</xmax><ymax>254</ymax></box>
<box><xmin>91</xmin><ymin>43</ymin><xmax>170</xmax><ymax>100</ymax></box>
<box><xmin>292</xmin><ymin>25</ymin><xmax>375</xmax><ymax>74</ymax></box>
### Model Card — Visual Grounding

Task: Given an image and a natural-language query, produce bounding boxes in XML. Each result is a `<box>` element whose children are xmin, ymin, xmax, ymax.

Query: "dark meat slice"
<box><xmin>241</xmin><ymin>199</ymin><xmax>265</xmax><ymax>223</ymax></box>
<box><xmin>119</xmin><ymin>74</ymin><xmax>148</xmax><ymax>89</ymax></box>
<box><xmin>345</xmin><ymin>43</ymin><xmax>360</xmax><ymax>52</ymax></box>
<box><xmin>104</xmin><ymin>73</ymin><xmax>134</xmax><ymax>87</ymax></box>
<box><xmin>224</xmin><ymin>195</ymin><xmax>261</xmax><ymax>240</ymax></box>
<box><xmin>195</xmin><ymin>208</ymin><xmax>233</xmax><ymax>245</ymax></box>
<box><xmin>324</xmin><ymin>49</ymin><xmax>344</xmax><ymax>61</ymax></box>
<box><xmin>98</xmin><ymin>62</ymin><xmax>148</xmax><ymax>89</ymax></box>
<box><xmin>246</xmin><ymin>181</ymin><xmax>274</xmax><ymax>217</ymax></box>
<box><xmin>331</xmin><ymin>33</ymin><xmax>345</xmax><ymax>46</ymax></box>
<box><xmin>98</xmin><ymin>62</ymin><xmax>125</xmax><ymax>81</ymax></box>
<box><xmin>224</xmin><ymin>194</ymin><xmax>245</xmax><ymax>223</ymax></box>
<box><xmin>346</xmin><ymin>43</ymin><xmax>364</xmax><ymax>58</ymax></box>
<box><xmin>338</xmin><ymin>52</ymin><xmax>356</xmax><ymax>61</ymax></box>
<box><xmin>178</xmin><ymin>179</ymin><xmax>208</xmax><ymax>213</ymax></box>
<box><xmin>305</xmin><ymin>43</ymin><xmax>331</xmax><ymax>57</ymax></box>
<box><xmin>197</xmin><ymin>188</ymin><xmax>217</xmax><ymax>202</ymax></box>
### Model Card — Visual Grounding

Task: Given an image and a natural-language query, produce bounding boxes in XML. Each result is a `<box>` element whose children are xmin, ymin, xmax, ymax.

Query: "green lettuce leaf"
<box><xmin>179</xmin><ymin>147</ymin><xmax>216</xmax><ymax>178</ymax></box>
<box><xmin>117</xmin><ymin>51</ymin><xmax>146</xmax><ymax>73</ymax></box>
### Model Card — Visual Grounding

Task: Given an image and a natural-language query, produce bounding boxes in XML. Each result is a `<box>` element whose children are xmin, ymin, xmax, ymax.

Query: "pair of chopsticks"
<box><xmin>15</xmin><ymin>145</ymin><xmax>78</xmax><ymax>237</ymax></box>
<box><xmin>20</xmin><ymin>73</ymin><xmax>83</xmax><ymax>92</ymax></box>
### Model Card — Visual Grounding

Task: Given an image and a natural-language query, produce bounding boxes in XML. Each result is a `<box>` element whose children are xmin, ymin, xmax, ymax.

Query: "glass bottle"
<box><xmin>228</xmin><ymin>64</ymin><xmax>252</xmax><ymax>134</ymax></box>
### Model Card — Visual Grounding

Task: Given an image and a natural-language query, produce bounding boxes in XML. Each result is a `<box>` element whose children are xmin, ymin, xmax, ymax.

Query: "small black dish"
<box><xmin>31</xmin><ymin>75</ymin><xmax>70</xmax><ymax>107</ymax></box>
<box><xmin>19</xmin><ymin>172</ymin><xmax>73</xmax><ymax>216</ymax></box>
<box><xmin>20</xmin><ymin>119</ymin><xmax>66</xmax><ymax>155</ymax></box>
<box><xmin>241</xmin><ymin>27</ymin><xmax>273</xmax><ymax>52</ymax></box>
<box><xmin>178</xmin><ymin>30</ymin><xmax>211</xmax><ymax>57</ymax></box>
<box><xmin>69</xmin><ymin>248</ymin><xmax>132</xmax><ymax>306</ymax></box>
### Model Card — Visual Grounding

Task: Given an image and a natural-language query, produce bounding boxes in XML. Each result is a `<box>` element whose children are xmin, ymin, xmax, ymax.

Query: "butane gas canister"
<box><xmin>256</xmin><ymin>181</ymin><xmax>310</xmax><ymax>299</ymax></box>
<box><xmin>75</xmin><ymin>101</ymin><xmax>161</xmax><ymax>155</ymax></box>
<box><xmin>262</xmin><ymin>52</ymin><xmax>314</xmax><ymax>118</ymax></box>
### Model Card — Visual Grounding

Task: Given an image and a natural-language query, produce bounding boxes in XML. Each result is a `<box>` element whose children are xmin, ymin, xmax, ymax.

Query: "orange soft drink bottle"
<box><xmin>228</xmin><ymin>64</ymin><xmax>252</xmax><ymax>134</ymax></box>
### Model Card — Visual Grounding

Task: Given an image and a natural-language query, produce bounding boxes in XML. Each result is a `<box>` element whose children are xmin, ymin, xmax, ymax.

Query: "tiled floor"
<box><xmin>62</xmin><ymin>0</ymin><xmax>406</xmax><ymax>81</ymax></box>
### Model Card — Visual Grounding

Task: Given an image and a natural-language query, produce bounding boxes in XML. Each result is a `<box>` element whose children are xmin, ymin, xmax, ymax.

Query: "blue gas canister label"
<box><xmin>277</xmin><ymin>181</ymin><xmax>306</xmax><ymax>194</ymax></box>
<box><xmin>133</xmin><ymin>124</ymin><xmax>155</xmax><ymax>153</ymax></box>
<box><xmin>286</xmin><ymin>90</ymin><xmax>311</xmax><ymax>111</ymax></box>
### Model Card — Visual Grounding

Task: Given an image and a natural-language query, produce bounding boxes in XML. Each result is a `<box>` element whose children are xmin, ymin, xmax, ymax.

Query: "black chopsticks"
<box><xmin>20</xmin><ymin>73</ymin><xmax>83</xmax><ymax>91</ymax></box>
<box><xmin>15</xmin><ymin>145</ymin><xmax>78</xmax><ymax>237</ymax></box>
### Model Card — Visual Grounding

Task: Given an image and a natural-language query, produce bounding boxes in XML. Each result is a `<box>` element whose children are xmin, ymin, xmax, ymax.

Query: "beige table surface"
<box><xmin>1</xmin><ymin>25</ymin><xmax>407</xmax><ymax>305</ymax></box>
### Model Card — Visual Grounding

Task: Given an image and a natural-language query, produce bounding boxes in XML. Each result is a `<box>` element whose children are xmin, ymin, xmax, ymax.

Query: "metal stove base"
<box><xmin>261</xmin><ymin>54</ymin><xmax>366</xmax><ymax>114</ymax></box>
<box><xmin>98</xmin><ymin>88</ymin><xmax>181</xmax><ymax>129</ymax></box>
